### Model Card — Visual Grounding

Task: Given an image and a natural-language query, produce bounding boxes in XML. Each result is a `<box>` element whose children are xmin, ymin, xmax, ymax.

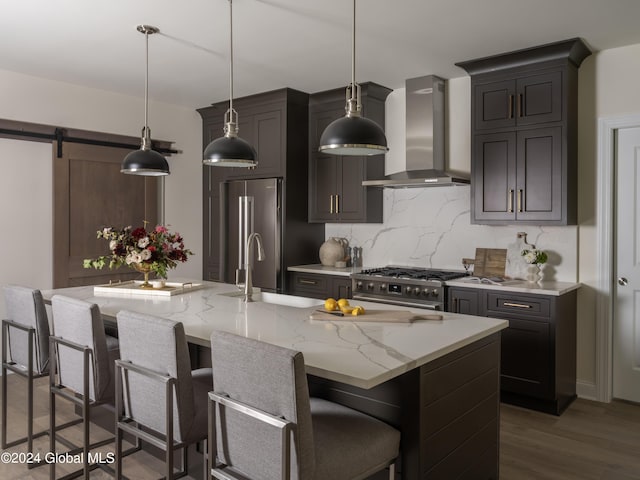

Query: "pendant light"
<box><xmin>319</xmin><ymin>0</ymin><xmax>388</xmax><ymax>156</ymax></box>
<box><xmin>121</xmin><ymin>25</ymin><xmax>170</xmax><ymax>176</ymax></box>
<box><xmin>203</xmin><ymin>0</ymin><xmax>257</xmax><ymax>167</ymax></box>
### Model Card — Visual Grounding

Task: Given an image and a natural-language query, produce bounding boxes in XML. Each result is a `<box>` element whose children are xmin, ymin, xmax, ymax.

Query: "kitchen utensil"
<box><xmin>473</xmin><ymin>248</ymin><xmax>507</xmax><ymax>278</ymax></box>
<box><xmin>310</xmin><ymin>309</ymin><xmax>443</xmax><ymax>323</ymax></box>
<box><xmin>314</xmin><ymin>309</ymin><xmax>344</xmax><ymax>317</ymax></box>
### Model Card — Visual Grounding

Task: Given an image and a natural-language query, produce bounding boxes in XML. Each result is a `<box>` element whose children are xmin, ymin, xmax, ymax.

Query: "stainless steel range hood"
<box><xmin>362</xmin><ymin>75</ymin><xmax>470</xmax><ymax>188</ymax></box>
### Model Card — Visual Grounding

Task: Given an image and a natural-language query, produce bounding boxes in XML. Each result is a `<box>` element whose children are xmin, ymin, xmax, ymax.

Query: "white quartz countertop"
<box><xmin>42</xmin><ymin>280</ymin><xmax>507</xmax><ymax>390</ymax></box>
<box><xmin>287</xmin><ymin>264</ymin><xmax>361</xmax><ymax>277</ymax></box>
<box><xmin>444</xmin><ymin>278</ymin><xmax>581</xmax><ymax>296</ymax></box>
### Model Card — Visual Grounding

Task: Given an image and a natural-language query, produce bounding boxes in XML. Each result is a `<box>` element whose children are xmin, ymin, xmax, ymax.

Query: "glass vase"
<box><xmin>526</xmin><ymin>264</ymin><xmax>540</xmax><ymax>283</ymax></box>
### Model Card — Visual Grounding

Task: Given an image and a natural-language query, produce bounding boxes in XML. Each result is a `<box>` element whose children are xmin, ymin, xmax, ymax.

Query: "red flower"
<box><xmin>131</xmin><ymin>227</ymin><xmax>147</xmax><ymax>240</ymax></box>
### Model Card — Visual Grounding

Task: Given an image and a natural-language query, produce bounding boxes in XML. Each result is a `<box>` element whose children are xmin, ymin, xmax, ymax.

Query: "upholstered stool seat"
<box><xmin>115</xmin><ymin>310</ymin><xmax>213</xmax><ymax>479</ymax></box>
<box><xmin>2</xmin><ymin>285</ymin><xmax>53</xmax><ymax>457</ymax></box>
<box><xmin>208</xmin><ymin>330</ymin><xmax>400</xmax><ymax>480</ymax></box>
<box><xmin>49</xmin><ymin>294</ymin><xmax>123</xmax><ymax>479</ymax></box>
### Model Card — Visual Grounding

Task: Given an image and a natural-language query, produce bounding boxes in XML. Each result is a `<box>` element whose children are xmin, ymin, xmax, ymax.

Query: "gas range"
<box><xmin>351</xmin><ymin>266</ymin><xmax>469</xmax><ymax>310</ymax></box>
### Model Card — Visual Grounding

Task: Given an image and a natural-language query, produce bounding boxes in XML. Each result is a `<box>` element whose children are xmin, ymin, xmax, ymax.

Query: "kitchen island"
<box><xmin>43</xmin><ymin>280</ymin><xmax>508</xmax><ymax>479</ymax></box>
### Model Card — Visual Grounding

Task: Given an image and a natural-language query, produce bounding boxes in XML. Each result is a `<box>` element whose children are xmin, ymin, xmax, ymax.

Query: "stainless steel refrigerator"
<box><xmin>222</xmin><ymin>178</ymin><xmax>281</xmax><ymax>292</ymax></box>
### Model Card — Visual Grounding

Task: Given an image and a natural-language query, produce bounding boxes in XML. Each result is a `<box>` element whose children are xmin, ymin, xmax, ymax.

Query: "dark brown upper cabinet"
<box><xmin>198</xmin><ymin>88</ymin><xmax>324</xmax><ymax>284</ymax></box>
<box><xmin>473</xmin><ymin>71</ymin><xmax>562</xmax><ymax>130</ymax></box>
<box><xmin>457</xmin><ymin>38</ymin><xmax>591</xmax><ymax>225</ymax></box>
<box><xmin>308</xmin><ymin>83</ymin><xmax>391</xmax><ymax>223</ymax></box>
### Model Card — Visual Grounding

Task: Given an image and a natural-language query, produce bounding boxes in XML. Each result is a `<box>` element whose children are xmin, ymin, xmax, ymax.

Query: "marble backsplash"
<box><xmin>325</xmin><ymin>186</ymin><xmax>578</xmax><ymax>282</ymax></box>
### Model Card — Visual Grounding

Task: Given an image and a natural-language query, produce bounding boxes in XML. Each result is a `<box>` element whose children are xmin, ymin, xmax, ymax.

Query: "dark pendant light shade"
<box><xmin>203</xmin><ymin>0</ymin><xmax>257</xmax><ymax>168</ymax></box>
<box><xmin>122</xmin><ymin>135</ymin><xmax>170</xmax><ymax>175</ymax></box>
<box><xmin>121</xmin><ymin>25</ymin><xmax>170</xmax><ymax>176</ymax></box>
<box><xmin>319</xmin><ymin>115</ymin><xmax>388</xmax><ymax>156</ymax></box>
<box><xmin>203</xmin><ymin>135</ymin><xmax>256</xmax><ymax>167</ymax></box>
<box><xmin>318</xmin><ymin>0</ymin><xmax>388</xmax><ymax>156</ymax></box>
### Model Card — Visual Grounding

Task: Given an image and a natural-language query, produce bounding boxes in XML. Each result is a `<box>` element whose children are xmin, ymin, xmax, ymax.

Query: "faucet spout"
<box><xmin>244</xmin><ymin>232</ymin><xmax>265</xmax><ymax>302</ymax></box>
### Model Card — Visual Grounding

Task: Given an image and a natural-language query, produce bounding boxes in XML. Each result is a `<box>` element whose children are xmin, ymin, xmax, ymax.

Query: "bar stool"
<box><xmin>49</xmin><ymin>294</ymin><xmax>121</xmax><ymax>479</ymax></box>
<box><xmin>115</xmin><ymin>310</ymin><xmax>213</xmax><ymax>479</ymax></box>
<box><xmin>208</xmin><ymin>330</ymin><xmax>400</xmax><ymax>480</ymax></box>
<box><xmin>1</xmin><ymin>285</ymin><xmax>60</xmax><ymax>458</ymax></box>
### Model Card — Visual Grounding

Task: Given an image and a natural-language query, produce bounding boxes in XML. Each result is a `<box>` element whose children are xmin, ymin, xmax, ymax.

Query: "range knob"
<box><xmin>422</xmin><ymin>288</ymin><xmax>431</xmax><ymax>296</ymax></box>
<box><xmin>367</xmin><ymin>283</ymin><xmax>375</xmax><ymax>291</ymax></box>
<box><xmin>356</xmin><ymin>281</ymin><xmax>363</xmax><ymax>291</ymax></box>
<box><xmin>405</xmin><ymin>286</ymin><xmax>413</xmax><ymax>294</ymax></box>
<box><xmin>379</xmin><ymin>283</ymin><xmax>387</xmax><ymax>291</ymax></box>
<box><xmin>413</xmin><ymin>287</ymin><xmax>421</xmax><ymax>296</ymax></box>
<box><xmin>431</xmin><ymin>289</ymin><xmax>439</xmax><ymax>297</ymax></box>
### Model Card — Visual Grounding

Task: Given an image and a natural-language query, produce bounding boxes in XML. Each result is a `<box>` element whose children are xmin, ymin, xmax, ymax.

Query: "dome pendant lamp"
<box><xmin>203</xmin><ymin>0</ymin><xmax>257</xmax><ymax>167</ymax></box>
<box><xmin>121</xmin><ymin>25</ymin><xmax>170</xmax><ymax>176</ymax></box>
<box><xmin>318</xmin><ymin>0</ymin><xmax>388</xmax><ymax>156</ymax></box>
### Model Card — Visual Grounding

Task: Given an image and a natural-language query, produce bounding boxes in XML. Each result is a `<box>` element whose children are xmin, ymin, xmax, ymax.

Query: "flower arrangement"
<box><xmin>83</xmin><ymin>224</ymin><xmax>193</xmax><ymax>279</ymax></box>
<box><xmin>521</xmin><ymin>248</ymin><xmax>548</xmax><ymax>266</ymax></box>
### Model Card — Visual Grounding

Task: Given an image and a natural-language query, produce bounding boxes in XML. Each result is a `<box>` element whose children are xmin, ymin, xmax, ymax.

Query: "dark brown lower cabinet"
<box><xmin>287</xmin><ymin>271</ymin><xmax>352</xmax><ymax>299</ymax></box>
<box><xmin>448</xmin><ymin>286</ymin><xmax>577</xmax><ymax>415</ymax></box>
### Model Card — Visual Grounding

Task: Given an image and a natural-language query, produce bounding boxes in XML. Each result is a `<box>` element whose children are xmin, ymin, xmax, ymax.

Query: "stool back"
<box><xmin>3</xmin><ymin>285</ymin><xmax>50</xmax><ymax>374</ymax></box>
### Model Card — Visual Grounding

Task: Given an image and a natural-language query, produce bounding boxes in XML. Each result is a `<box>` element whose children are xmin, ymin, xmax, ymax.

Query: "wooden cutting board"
<box><xmin>309</xmin><ymin>309</ymin><xmax>443</xmax><ymax>323</ymax></box>
<box><xmin>473</xmin><ymin>248</ymin><xmax>507</xmax><ymax>278</ymax></box>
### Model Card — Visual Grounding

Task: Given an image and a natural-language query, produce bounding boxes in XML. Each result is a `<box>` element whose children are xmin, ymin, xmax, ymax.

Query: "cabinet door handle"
<box><xmin>503</xmin><ymin>302</ymin><xmax>531</xmax><ymax>309</ymax></box>
<box><xmin>508</xmin><ymin>189</ymin><xmax>514</xmax><ymax>213</ymax></box>
<box><xmin>517</xmin><ymin>189</ymin><xmax>523</xmax><ymax>212</ymax></box>
<box><xmin>517</xmin><ymin>93</ymin><xmax>523</xmax><ymax>117</ymax></box>
<box><xmin>299</xmin><ymin>279</ymin><xmax>318</xmax><ymax>286</ymax></box>
<box><xmin>508</xmin><ymin>94</ymin><xmax>514</xmax><ymax>119</ymax></box>
<box><xmin>453</xmin><ymin>298</ymin><xmax>459</xmax><ymax>313</ymax></box>
<box><xmin>329</xmin><ymin>195</ymin><xmax>334</xmax><ymax>214</ymax></box>
<box><xmin>335</xmin><ymin>194</ymin><xmax>340</xmax><ymax>214</ymax></box>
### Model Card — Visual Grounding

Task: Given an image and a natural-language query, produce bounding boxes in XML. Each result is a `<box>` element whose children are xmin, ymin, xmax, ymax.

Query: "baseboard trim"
<box><xmin>576</xmin><ymin>380</ymin><xmax>598</xmax><ymax>401</ymax></box>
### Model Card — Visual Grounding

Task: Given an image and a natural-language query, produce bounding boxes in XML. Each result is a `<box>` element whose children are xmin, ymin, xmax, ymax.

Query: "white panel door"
<box><xmin>614</xmin><ymin>126</ymin><xmax>640</xmax><ymax>402</ymax></box>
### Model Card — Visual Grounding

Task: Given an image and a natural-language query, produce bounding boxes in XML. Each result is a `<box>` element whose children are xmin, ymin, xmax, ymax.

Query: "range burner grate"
<box><xmin>359</xmin><ymin>266</ymin><xmax>469</xmax><ymax>282</ymax></box>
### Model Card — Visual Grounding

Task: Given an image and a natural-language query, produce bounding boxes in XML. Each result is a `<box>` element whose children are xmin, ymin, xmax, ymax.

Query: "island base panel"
<box><xmin>308</xmin><ymin>333</ymin><xmax>501</xmax><ymax>480</ymax></box>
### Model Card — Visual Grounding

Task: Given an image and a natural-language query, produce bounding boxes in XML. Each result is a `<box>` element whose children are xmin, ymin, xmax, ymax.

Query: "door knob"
<box><xmin>618</xmin><ymin>277</ymin><xmax>628</xmax><ymax>286</ymax></box>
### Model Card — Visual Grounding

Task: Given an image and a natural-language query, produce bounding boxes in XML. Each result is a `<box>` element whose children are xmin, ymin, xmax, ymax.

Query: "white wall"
<box><xmin>0</xmin><ymin>68</ymin><xmax>203</xmax><ymax>281</ymax></box>
<box><xmin>0</xmin><ymin>139</ymin><xmax>54</xmax><ymax>326</ymax></box>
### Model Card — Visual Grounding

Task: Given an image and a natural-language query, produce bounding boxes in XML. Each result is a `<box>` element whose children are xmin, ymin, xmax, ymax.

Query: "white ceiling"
<box><xmin>2</xmin><ymin>0</ymin><xmax>640</xmax><ymax>109</ymax></box>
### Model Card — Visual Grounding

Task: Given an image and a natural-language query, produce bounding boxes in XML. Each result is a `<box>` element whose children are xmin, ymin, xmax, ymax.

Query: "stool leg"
<box><xmin>49</xmin><ymin>364</ymin><xmax>56</xmax><ymax>480</ymax></box>
<box><xmin>1</xmin><ymin>362</ymin><xmax>7</xmax><ymax>449</ymax></box>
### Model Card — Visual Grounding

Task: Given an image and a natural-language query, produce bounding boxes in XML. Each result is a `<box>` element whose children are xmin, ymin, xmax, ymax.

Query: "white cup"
<box><xmin>151</xmin><ymin>279</ymin><xmax>166</xmax><ymax>289</ymax></box>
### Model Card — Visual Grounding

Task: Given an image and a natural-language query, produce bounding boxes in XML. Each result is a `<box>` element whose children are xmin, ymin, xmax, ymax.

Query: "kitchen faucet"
<box><xmin>244</xmin><ymin>232</ymin><xmax>265</xmax><ymax>302</ymax></box>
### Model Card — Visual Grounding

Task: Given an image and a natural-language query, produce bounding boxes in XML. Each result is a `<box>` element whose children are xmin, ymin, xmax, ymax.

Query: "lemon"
<box><xmin>337</xmin><ymin>298</ymin><xmax>350</xmax><ymax>308</ymax></box>
<box><xmin>340</xmin><ymin>305</ymin><xmax>355</xmax><ymax>314</ymax></box>
<box><xmin>351</xmin><ymin>306</ymin><xmax>365</xmax><ymax>316</ymax></box>
<box><xmin>324</xmin><ymin>298</ymin><xmax>338</xmax><ymax>311</ymax></box>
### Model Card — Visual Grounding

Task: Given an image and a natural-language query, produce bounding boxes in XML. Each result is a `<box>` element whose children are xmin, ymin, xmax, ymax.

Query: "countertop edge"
<box><xmin>444</xmin><ymin>279</ymin><xmax>581</xmax><ymax>296</ymax></box>
<box><xmin>288</xmin><ymin>264</ymin><xmax>361</xmax><ymax>277</ymax></box>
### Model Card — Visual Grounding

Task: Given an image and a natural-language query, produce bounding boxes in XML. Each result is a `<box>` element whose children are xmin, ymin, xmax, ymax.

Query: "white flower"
<box><xmin>102</xmin><ymin>227</ymin><xmax>112</xmax><ymax>235</ymax></box>
<box><xmin>140</xmin><ymin>249</ymin><xmax>152</xmax><ymax>260</ymax></box>
<box><xmin>138</xmin><ymin>237</ymin><xmax>150</xmax><ymax>248</ymax></box>
<box><xmin>524</xmin><ymin>251</ymin><xmax>537</xmax><ymax>264</ymax></box>
<box><xmin>109</xmin><ymin>240</ymin><xmax>117</xmax><ymax>250</ymax></box>
<box><xmin>126</xmin><ymin>252</ymin><xmax>142</xmax><ymax>265</ymax></box>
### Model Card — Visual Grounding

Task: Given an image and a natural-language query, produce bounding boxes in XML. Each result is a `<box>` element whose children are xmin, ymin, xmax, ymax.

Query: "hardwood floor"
<box><xmin>1</xmin><ymin>373</ymin><xmax>640</xmax><ymax>479</ymax></box>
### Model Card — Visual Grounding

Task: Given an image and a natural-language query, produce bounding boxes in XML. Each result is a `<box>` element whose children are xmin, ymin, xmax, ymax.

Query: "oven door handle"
<box><xmin>352</xmin><ymin>294</ymin><xmax>441</xmax><ymax>310</ymax></box>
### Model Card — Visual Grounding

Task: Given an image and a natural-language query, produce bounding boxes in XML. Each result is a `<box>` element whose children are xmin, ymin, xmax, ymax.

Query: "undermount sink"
<box><xmin>217</xmin><ymin>290</ymin><xmax>322</xmax><ymax>308</ymax></box>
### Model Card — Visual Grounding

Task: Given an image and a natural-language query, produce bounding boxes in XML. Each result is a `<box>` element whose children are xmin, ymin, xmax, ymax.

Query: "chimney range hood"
<box><xmin>362</xmin><ymin>75</ymin><xmax>470</xmax><ymax>188</ymax></box>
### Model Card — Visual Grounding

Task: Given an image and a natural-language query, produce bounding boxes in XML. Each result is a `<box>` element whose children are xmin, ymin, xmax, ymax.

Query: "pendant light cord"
<box><xmin>144</xmin><ymin>29</ymin><xmax>150</xmax><ymax>136</ymax></box>
<box><xmin>229</xmin><ymin>0</ymin><xmax>234</xmax><ymax>115</ymax></box>
<box><xmin>351</xmin><ymin>0</ymin><xmax>356</xmax><ymax>98</ymax></box>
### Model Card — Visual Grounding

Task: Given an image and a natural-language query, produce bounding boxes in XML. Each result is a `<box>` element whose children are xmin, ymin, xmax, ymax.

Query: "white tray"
<box><xmin>93</xmin><ymin>281</ymin><xmax>203</xmax><ymax>297</ymax></box>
